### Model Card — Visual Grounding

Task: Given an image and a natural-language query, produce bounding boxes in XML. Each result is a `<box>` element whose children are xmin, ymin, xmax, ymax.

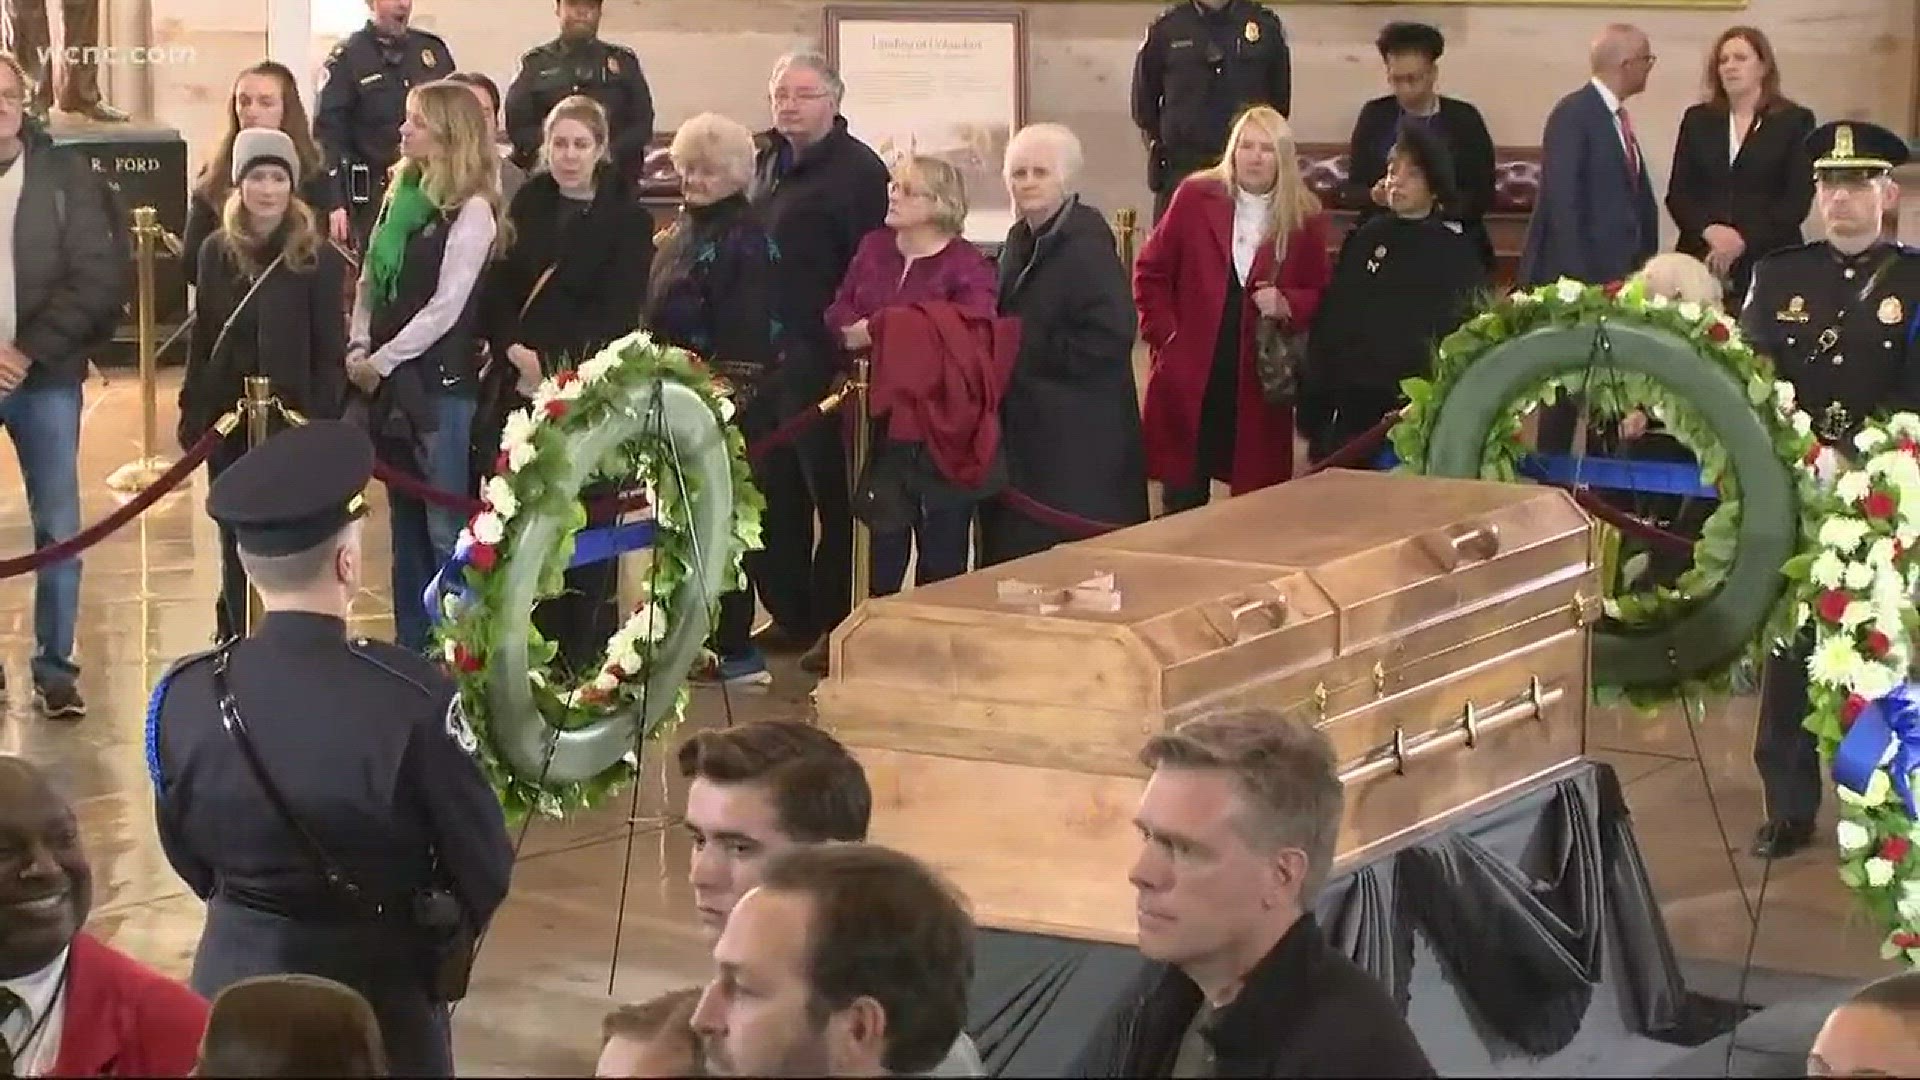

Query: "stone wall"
<box><xmin>142</xmin><ymin>0</ymin><xmax>1915</xmax><ymax>243</ymax></box>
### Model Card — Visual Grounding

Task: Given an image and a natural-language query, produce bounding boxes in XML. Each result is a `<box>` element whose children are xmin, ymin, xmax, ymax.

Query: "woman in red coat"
<box><xmin>1136</xmin><ymin>105</ymin><xmax>1332</xmax><ymax>508</ymax></box>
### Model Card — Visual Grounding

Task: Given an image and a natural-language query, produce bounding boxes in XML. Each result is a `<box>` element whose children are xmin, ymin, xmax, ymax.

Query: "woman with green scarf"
<box><xmin>345</xmin><ymin>81</ymin><xmax>505</xmax><ymax>653</ymax></box>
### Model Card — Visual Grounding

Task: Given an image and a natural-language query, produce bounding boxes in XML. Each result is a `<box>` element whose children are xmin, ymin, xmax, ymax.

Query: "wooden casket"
<box><xmin>814</xmin><ymin>469</ymin><xmax>1601</xmax><ymax>943</ymax></box>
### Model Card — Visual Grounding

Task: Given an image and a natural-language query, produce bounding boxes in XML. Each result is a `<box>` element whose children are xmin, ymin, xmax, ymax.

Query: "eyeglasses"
<box><xmin>771</xmin><ymin>90</ymin><xmax>829</xmax><ymax>105</ymax></box>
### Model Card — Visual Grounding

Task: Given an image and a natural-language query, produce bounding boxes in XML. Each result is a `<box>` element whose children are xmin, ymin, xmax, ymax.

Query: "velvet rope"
<box><xmin>0</xmin><ymin>419</ymin><xmax>231</xmax><ymax>580</ymax></box>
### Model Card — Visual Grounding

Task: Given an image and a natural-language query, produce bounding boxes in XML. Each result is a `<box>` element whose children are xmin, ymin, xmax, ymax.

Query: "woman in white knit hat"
<box><xmin>178</xmin><ymin>125</ymin><xmax>350</xmax><ymax>641</ymax></box>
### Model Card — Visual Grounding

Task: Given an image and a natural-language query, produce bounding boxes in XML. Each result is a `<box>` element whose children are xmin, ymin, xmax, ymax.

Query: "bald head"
<box><xmin>0</xmin><ymin>755</ymin><xmax>91</xmax><ymax>978</ymax></box>
<box><xmin>1812</xmin><ymin>972</ymin><xmax>1920</xmax><ymax>1076</ymax></box>
<box><xmin>1590</xmin><ymin>24</ymin><xmax>1654</xmax><ymax>98</ymax></box>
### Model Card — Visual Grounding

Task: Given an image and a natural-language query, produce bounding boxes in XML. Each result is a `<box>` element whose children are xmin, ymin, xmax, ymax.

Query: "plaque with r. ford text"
<box><xmin>52</xmin><ymin>122</ymin><xmax>187</xmax><ymax>366</ymax></box>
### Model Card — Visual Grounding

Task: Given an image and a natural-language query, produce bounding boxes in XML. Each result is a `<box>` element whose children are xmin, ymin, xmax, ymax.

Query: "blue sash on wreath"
<box><xmin>1834</xmin><ymin>682</ymin><xmax>1920</xmax><ymax>818</ymax></box>
<box><xmin>424</xmin><ymin>521</ymin><xmax>657</xmax><ymax>625</ymax></box>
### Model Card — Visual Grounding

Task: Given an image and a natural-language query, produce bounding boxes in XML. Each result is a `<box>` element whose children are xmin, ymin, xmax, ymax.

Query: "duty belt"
<box><xmin>214</xmin><ymin>881</ymin><xmax>413</xmax><ymax>926</ymax></box>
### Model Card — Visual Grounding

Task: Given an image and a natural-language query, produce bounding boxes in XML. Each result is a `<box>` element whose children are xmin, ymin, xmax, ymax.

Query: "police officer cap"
<box><xmin>1809</xmin><ymin>120</ymin><xmax>1911</xmax><ymax>179</ymax></box>
<box><xmin>208</xmin><ymin>421</ymin><xmax>374</xmax><ymax>557</ymax></box>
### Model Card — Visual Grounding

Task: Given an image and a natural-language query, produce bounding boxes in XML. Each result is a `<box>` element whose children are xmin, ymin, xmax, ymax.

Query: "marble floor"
<box><xmin>0</xmin><ymin>367</ymin><xmax>1901</xmax><ymax>1075</ymax></box>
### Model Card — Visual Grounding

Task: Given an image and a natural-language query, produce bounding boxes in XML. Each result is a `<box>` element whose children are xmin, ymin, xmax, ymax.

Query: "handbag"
<box><xmin>211</xmin><ymin>647</ymin><xmax>476</xmax><ymax>1001</ymax></box>
<box><xmin>1253</xmin><ymin>314</ymin><xmax>1306</xmax><ymax>407</ymax></box>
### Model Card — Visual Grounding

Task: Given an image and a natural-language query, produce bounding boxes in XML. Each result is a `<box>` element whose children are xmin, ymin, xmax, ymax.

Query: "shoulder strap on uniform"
<box><xmin>146</xmin><ymin>645</ymin><xmax>223</xmax><ymax>793</ymax></box>
<box><xmin>345</xmin><ymin>637</ymin><xmax>442</xmax><ymax>699</ymax></box>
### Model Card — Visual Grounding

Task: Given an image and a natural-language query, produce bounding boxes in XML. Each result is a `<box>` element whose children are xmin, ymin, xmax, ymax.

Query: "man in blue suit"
<box><xmin>1519</xmin><ymin>24</ymin><xmax>1660</xmax><ymax>287</ymax></box>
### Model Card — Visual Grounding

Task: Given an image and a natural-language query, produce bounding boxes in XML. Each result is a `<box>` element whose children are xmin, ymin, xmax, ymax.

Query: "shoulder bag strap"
<box><xmin>207</xmin><ymin>253</ymin><xmax>288</xmax><ymax>364</ymax></box>
<box><xmin>519</xmin><ymin>264</ymin><xmax>557</xmax><ymax>321</ymax></box>
<box><xmin>211</xmin><ymin>645</ymin><xmax>381</xmax><ymax>916</ymax></box>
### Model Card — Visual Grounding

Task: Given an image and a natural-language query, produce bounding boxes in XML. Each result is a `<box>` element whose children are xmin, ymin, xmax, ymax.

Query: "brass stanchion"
<box><xmin>1113</xmin><ymin>207</ymin><xmax>1139</xmax><ymax>266</ymax></box>
<box><xmin>106</xmin><ymin>206</ymin><xmax>179</xmax><ymax>493</ymax></box>
<box><xmin>848</xmin><ymin>357</ymin><xmax>873</xmax><ymax>610</ymax></box>
<box><xmin>242</xmin><ymin>376</ymin><xmax>276</xmax><ymax>633</ymax></box>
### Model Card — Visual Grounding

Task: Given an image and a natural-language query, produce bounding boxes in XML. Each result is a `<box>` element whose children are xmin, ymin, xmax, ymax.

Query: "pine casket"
<box><xmin>814</xmin><ymin>469</ymin><xmax>1601</xmax><ymax>943</ymax></box>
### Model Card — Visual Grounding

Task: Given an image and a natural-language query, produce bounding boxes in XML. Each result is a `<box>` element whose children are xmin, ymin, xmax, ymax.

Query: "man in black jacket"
<box><xmin>1081</xmin><ymin>709</ymin><xmax>1435</xmax><ymax>1077</ymax></box>
<box><xmin>0</xmin><ymin>54</ymin><xmax>126</xmax><ymax>719</ymax></box>
<box><xmin>747</xmin><ymin>51</ymin><xmax>889</xmax><ymax>676</ymax></box>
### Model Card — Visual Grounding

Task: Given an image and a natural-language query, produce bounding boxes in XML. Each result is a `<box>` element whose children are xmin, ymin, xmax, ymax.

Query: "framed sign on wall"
<box><xmin>824</xmin><ymin>6</ymin><xmax>1027</xmax><ymax>243</ymax></box>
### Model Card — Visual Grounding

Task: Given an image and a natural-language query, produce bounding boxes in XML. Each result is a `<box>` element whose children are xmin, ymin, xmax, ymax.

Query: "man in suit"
<box><xmin>1519</xmin><ymin>23</ymin><xmax>1660</xmax><ymax>287</ymax></box>
<box><xmin>1738</xmin><ymin>120</ymin><xmax>1920</xmax><ymax>859</ymax></box>
<box><xmin>0</xmin><ymin>756</ymin><xmax>208</xmax><ymax>1077</ymax></box>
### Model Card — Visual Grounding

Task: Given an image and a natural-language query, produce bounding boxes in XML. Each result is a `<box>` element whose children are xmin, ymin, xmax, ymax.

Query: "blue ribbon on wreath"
<box><xmin>1833</xmin><ymin>681</ymin><xmax>1920</xmax><ymax>819</ymax></box>
<box><xmin>423</xmin><ymin>521</ymin><xmax>657</xmax><ymax>625</ymax></box>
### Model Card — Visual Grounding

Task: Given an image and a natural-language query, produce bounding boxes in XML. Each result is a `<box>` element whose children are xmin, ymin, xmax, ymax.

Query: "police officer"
<box><xmin>146</xmin><ymin>420</ymin><xmax>513</xmax><ymax>1077</ymax></box>
<box><xmin>1740</xmin><ymin>120</ymin><xmax>1920</xmax><ymax>859</ymax></box>
<box><xmin>1131</xmin><ymin>0</ymin><xmax>1292</xmax><ymax>223</ymax></box>
<box><xmin>313</xmin><ymin>0</ymin><xmax>456</xmax><ymax>252</ymax></box>
<box><xmin>505</xmin><ymin>0</ymin><xmax>655</xmax><ymax>189</ymax></box>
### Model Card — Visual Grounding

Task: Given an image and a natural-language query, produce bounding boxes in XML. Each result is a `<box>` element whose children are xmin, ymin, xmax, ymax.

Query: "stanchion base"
<box><xmin>105</xmin><ymin>456</ymin><xmax>178</xmax><ymax>495</ymax></box>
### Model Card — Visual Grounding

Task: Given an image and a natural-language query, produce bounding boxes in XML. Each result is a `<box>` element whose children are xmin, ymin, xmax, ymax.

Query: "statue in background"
<box><xmin>4</xmin><ymin>0</ymin><xmax>127</xmax><ymax>121</ymax></box>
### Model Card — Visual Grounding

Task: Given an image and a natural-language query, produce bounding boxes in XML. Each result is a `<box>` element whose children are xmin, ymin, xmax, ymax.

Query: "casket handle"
<box><xmin>1201</xmin><ymin>590</ymin><xmax>1289</xmax><ymax>645</ymax></box>
<box><xmin>1417</xmin><ymin>522</ymin><xmax>1502</xmax><ymax>571</ymax></box>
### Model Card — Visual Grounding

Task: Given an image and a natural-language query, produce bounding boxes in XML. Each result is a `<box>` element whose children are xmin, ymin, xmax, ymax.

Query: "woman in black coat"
<box><xmin>1306</xmin><ymin>125</ymin><xmax>1486</xmax><ymax>463</ymax></box>
<box><xmin>1665</xmin><ymin>26</ymin><xmax>1815</xmax><ymax>308</ymax></box>
<box><xmin>179</xmin><ymin>128</ymin><xmax>348</xmax><ymax>639</ymax></box>
<box><xmin>183</xmin><ymin>60</ymin><xmax>338</xmax><ymax>286</ymax></box>
<box><xmin>644</xmin><ymin>112</ymin><xmax>783</xmax><ymax>687</ymax></box>
<box><xmin>477</xmin><ymin>95</ymin><xmax>653</xmax><ymax>674</ymax></box>
<box><xmin>978</xmin><ymin>123</ymin><xmax>1148</xmax><ymax>565</ymax></box>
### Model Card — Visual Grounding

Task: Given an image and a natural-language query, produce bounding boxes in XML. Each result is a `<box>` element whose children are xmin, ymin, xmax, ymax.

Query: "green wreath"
<box><xmin>434</xmin><ymin>332</ymin><xmax>764</xmax><ymax>820</ymax></box>
<box><xmin>1390</xmin><ymin>277</ymin><xmax>1821</xmax><ymax>708</ymax></box>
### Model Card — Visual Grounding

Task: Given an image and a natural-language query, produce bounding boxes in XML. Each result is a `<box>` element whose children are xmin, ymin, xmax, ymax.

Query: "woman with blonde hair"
<box><xmin>477</xmin><ymin>94</ymin><xmax>652</xmax><ymax>674</ymax></box>
<box><xmin>345</xmin><ymin>79</ymin><xmax>505</xmax><ymax>652</ymax></box>
<box><xmin>824</xmin><ymin>154</ymin><xmax>998</xmax><ymax>596</ymax></box>
<box><xmin>183</xmin><ymin>60</ymin><xmax>336</xmax><ymax>284</ymax></box>
<box><xmin>1136</xmin><ymin>105</ymin><xmax>1332</xmax><ymax>510</ymax></box>
<box><xmin>179</xmin><ymin>127</ymin><xmax>348</xmax><ymax>640</ymax></box>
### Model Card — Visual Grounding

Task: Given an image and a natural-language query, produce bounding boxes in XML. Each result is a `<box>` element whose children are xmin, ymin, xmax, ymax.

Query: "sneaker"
<box><xmin>34</xmin><ymin>680</ymin><xmax>85</xmax><ymax>720</ymax></box>
<box><xmin>692</xmin><ymin>650</ymin><xmax>774</xmax><ymax>688</ymax></box>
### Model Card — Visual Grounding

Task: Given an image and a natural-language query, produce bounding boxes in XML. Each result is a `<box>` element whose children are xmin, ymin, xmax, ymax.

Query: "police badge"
<box><xmin>1244</xmin><ymin>21</ymin><xmax>1260</xmax><ymax>43</ymax></box>
<box><xmin>422</xmin><ymin>48</ymin><xmax>437</xmax><ymax>69</ymax></box>
<box><xmin>1879</xmin><ymin>296</ymin><xmax>1904</xmax><ymax>326</ymax></box>
<box><xmin>445</xmin><ymin>697</ymin><xmax>479</xmax><ymax>755</ymax></box>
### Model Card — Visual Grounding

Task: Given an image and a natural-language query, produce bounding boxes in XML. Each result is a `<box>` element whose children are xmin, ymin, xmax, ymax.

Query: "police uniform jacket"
<box><xmin>1740</xmin><ymin>240</ymin><xmax>1920</xmax><ymax>442</ymax></box>
<box><xmin>314</xmin><ymin>23</ymin><xmax>456</xmax><ymax>207</ymax></box>
<box><xmin>504</xmin><ymin>36</ymin><xmax>654</xmax><ymax>182</ymax></box>
<box><xmin>149</xmin><ymin>612</ymin><xmax>512</xmax><ymax>987</ymax></box>
<box><xmin>1131</xmin><ymin>0</ymin><xmax>1291</xmax><ymax>183</ymax></box>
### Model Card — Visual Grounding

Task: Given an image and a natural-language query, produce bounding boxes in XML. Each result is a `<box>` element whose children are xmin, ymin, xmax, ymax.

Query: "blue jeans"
<box><xmin>0</xmin><ymin>385</ymin><xmax>81</xmax><ymax>685</ymax></box>
<box><xmin>390</xmin><ymin>392</ymin><xmax>474</xmax><ymax>652</ymax></box>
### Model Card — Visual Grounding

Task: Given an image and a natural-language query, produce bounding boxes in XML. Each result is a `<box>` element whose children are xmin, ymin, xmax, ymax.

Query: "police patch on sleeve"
<box><xmin>445</xmin><ymin>697</ymin><xmax>479</xmax><ymax>755</ymax></box>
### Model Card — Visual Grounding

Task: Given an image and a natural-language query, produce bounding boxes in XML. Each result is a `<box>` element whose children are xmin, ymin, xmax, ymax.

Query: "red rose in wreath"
<box><xmin>1865</xmin><ymin>491</ymin><xmax>1897</xmax><ymax>519</ymax></box>
<box><xmin>1819</xmin><ymin>589</ymin><xmax>1853</xmax><ymax>624</ymax></box>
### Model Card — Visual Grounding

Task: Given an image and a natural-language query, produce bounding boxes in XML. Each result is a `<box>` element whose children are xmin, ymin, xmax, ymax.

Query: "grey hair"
<box><xmin>669</xmin><ymin>112</ymin><xmax>759</xmax><ymax>194</ymax></box>
<box><xmin>770</xmin><ymin>51</ymin><xmax>845</xmax><ymax>107</ymax></box>
<box><xmin>1005</xmin><ymin>123</ymin><xmax>1084</xmax><ymax>190</ymax></box>
<box><xmin>1139</xmin><ymin>708</ymin><xmax>1345</xmax><ymax>902</ymax></box>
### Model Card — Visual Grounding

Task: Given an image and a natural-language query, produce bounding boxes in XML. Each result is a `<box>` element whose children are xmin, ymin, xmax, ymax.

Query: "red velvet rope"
<box><xmin>0</xmin><ymin>422</ymin><xmax>227</xmax><ymax>580</ymax></box>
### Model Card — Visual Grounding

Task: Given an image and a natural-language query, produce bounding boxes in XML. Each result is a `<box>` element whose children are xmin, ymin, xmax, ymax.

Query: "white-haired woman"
<box><xmin>977</xmin><ymin>122</ymin><xmax>1148</xmax><ymax>565</ymax></box>
<box><xmin>1136</xmin><ymin>105</ymin><xmax>1331</xmax><ymax>510</ymax></box>
<box><xmin>646</xmin><ymin>111</ymin><xmax>784</xmax><ymax>686</ymax></box>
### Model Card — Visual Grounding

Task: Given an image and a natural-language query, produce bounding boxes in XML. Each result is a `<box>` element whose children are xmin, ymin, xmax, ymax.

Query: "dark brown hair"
<box><xmin>760</xmin><ymin>843</ymin><xmax>973</xmax><ymax>1075</ymax></box>
<box><xmin>195</xmin><ymin>974</ymin><xmax>386</xmax><ymax>1077</ymax></box>
<box><xmin>195</xmin><ymin>61</ymin><xmax>324</xmax><ymax>204</ymax></box>
<box><xmin>675</xmin><ymin>720</ymin><xmax>870</xmax><ymax>842</ymax></box>
<box><xmin>603</xmin><ymin>987</ymin><xmax>704</xmax><ymax>1073</ymax></box>
<box><xmin>1139</xmin><ymin>708</ymin><xmax>1345</xmax><ymax>900</ymax></box>
<box><xmin>1704</xmin><ymin>26</ymin><xmax>1792</xmax><ymax>114</ymax></box>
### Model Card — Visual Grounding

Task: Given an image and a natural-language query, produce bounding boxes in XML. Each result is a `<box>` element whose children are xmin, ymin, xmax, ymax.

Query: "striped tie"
<box><xmin>0</xmin><ymin>986</ymin><xmax>24</xmax><ymax>1077</ymax></box>
<box><xmin>1617</xmin><ymin>107</ymin><xmax>1643</xmax><ymax>180</ymax></box>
